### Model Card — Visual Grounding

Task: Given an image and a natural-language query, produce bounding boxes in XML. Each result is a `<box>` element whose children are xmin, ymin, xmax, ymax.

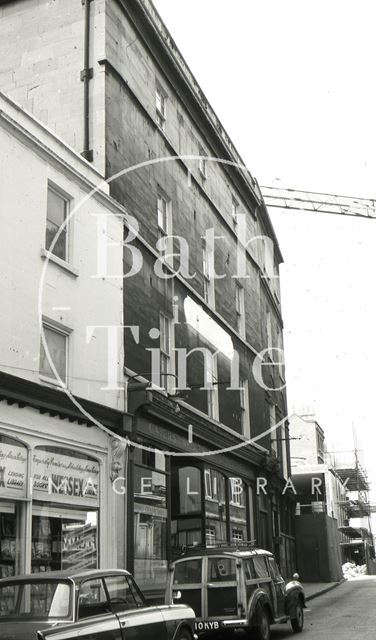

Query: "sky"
<box><xmin>154</xmin><ymin>0</ymin><xmax>376</xmax><ymax>491</ymax></box>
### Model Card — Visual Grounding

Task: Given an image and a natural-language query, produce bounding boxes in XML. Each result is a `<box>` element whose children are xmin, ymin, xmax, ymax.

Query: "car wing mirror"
<box><xmin>293</xmin><ymin>573</ymin><xmax>300</xmax><ymax>581</ymax></box>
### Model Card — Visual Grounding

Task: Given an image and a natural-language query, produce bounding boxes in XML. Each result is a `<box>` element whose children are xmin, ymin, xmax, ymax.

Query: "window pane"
<box><xmin>178</xmin><ymin>467</ymin><xmax>201</xmax><ymax>514</ymax></box>
<box><xmin>104</xmin><ymin>575</ymin><xmax>140</xmax><ymax>612</ymax></box>
<box><xmin>208</xmin><ymin>558</ymin><xmax>236</xmax><ymax>582</ymax></box>
<box><xmin>46</xmin><ymin>189</ymin><xmax>67</xmax><ymax>260</ymax></box>
<box><xmin>78</xmin><ymin>578</ymin><xmax>109</xmax><ymax>619</ymax></box>
<box><xmin>253</xmin><ymin>556</ymin><xmax>269</xmax><ymax>579</ymax></box>
<box><xmin>0</xmin><ymin>581</ymin><xmax>72</xmax><ymax>620</ymax></box>
<box><xmin>39</xmin><ymin>326</ymin><xmax>67</xmax><ymax>382</ymax></box>
<box><xmin>173</xmin><ymin>559</ymin><xmax>202</xmax><ymax>585</ymax></box>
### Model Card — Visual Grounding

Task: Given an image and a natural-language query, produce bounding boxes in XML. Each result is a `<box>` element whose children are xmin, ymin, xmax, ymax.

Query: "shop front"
<box><xmin>0</xmin><ymin>428</ymin><xmax>104</xmax><ymax>583</ymax></box>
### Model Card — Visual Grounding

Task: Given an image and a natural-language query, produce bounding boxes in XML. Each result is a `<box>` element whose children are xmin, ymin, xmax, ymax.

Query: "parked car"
<box><xmin>166</xmin><ymin>546</ymin><xmax>305</xmax><ymax>640</ymax></box>
<box><xmin>0</xmin><ymin>568</ymin><xmax>196</xmax><ymax>640</ymax></box>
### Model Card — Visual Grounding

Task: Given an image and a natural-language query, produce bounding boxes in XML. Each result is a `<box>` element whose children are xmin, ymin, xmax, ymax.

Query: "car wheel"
<box><xmin>291</xmin><ymin>600</ymin><xmax>304</xmax><ymax>633</ymax></box>
<box><xmin>252</xmin><ymin>605</ymin><xmax>271</xmax><ymax>640</ymax></box>
<box><xmin>176</xmin><ymin>629</ymin><xmax>192</xmax><ymax>640</ymax></box>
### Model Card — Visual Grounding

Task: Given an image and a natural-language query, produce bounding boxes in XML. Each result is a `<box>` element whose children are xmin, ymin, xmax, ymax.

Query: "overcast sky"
<box><xmin>154</xmin><ymin>0</ymin><xmax>376</xmax><ymax>488</ymax></box>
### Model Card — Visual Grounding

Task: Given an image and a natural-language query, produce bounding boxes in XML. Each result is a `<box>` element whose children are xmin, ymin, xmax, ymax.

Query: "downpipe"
<box><xmin>81</xmin><ymin>0</ymin><xmax>93</xmax><ymax>162</ymax></box>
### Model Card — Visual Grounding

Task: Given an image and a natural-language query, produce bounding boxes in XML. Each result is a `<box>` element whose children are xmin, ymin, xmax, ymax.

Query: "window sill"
<box><xmin>40</xmin><ymin>249</ymin><xmax>79</xmax><ymax>277</ymax></box>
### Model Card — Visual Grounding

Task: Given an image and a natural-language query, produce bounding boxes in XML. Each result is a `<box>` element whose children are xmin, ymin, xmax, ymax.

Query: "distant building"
<box><xmin>290</xmin><ymin>414</ymin><xmax>348</xmax><ymax>582</ymax></box>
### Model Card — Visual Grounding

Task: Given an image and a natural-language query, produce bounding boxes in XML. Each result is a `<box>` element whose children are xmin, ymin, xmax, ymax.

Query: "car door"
<box><xmin>103</xmin><ymin>574</ymin><xmax>167</xmax><ymax>640</ymax></box>
<box><xmin>268</xmin><ymin>557</ymin><xmax>286</xmax><ymax>617</ymax></box>
<box><xmin>76</xmin><ymin>577</ymin><xmax>122</xmax><ymax>640</ymax></box>
<box><xmin>206</xmin><ymin>556</ymin><xmax>238</xmax><ymax>619</ymax></box>
<box><xmin>171</xmin><ymin>558</ymin><xmax>203</xmax><ymax>618</ymax></box>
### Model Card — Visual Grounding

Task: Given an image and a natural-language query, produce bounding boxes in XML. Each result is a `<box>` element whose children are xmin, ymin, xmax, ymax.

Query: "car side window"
<box><xmin>253</xmin><ymin>556</ymin><xmax>270</xmax><ymax>579</ymax></box>
<box><xmin>78</xmin><ymin>579</ymin><xmax>110</xmax><ymax>619</ymax></box>
<box><xmin>208</xmin><ymin>557</ymin><xmax>236</xmax><ymax>582</ymax></box>
<box><xmin>245</xmin><ymin>559</ymin><xmax>256</xmax><ymax>581</ymax></box>
<box><xmin>268</xmin><ymin>558</ymin><xmax>283</xmax><ymax>581</ymax></box>
<box><xmin>104</xmin><ymin>575</ymin><xmax>144</xmax><ymax>612</ymax></box>
<box><xmin>173</xmin><ymin>559</ymin><xmax>202</xmax><ymax>584</ymax></box>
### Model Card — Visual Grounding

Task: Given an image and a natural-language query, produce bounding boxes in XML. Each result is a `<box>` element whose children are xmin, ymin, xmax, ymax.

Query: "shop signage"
<box><xmin>32</xmin><ymin>450</ymin><xmax>100</xmax><ymax>506</ymax></box>
<box><xmin>0</xmin><ymin>440</ymin><xmax>28</xmax><ymax>498</ymax></box>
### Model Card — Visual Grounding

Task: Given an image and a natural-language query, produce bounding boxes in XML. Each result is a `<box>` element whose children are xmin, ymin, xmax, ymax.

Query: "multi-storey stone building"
<box><xmin>0</xmin><ymin>0</ymin><xmax>296</xmax><ymax>598</ymax></box>
<box><xmin>0</xmin><ymin>90</ymin><xmax>125</xmax><ymax>582</ymax></box>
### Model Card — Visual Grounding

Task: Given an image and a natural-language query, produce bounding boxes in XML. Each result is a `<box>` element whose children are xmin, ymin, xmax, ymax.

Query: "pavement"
<box><xmin>303</xmin><ymin>578</ymin><xmax>345</xmax><ymax>601</ymax></box>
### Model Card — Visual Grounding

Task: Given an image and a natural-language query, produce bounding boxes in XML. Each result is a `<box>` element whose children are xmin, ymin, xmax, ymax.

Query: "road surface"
<box><xmin>272</xmin><ymin>576</ymin><xmax>376</xmax><ymax>639</ymax></box>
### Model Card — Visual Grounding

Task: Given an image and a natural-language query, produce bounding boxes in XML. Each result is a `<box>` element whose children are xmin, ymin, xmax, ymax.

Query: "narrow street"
<box><xmin>273</xmin><ymin>578</ymin><xmax>376</xmax><ymax>639</ymax></box>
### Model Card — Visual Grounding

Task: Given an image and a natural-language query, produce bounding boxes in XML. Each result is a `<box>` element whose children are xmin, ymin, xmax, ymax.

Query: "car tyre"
<box><xmin>251</xmin><ymin>605</ymin><xmax>271</xmax><ymax>640</ymax></box>
<box><xmin>176</xmin><ymin>629</ymin><xmax>193</xmax><ymax>640</ymax></box>
<box><xmin>291</xmin><ymin>601</ymin><xmax>304</xmax><ymax>633</ymax></box>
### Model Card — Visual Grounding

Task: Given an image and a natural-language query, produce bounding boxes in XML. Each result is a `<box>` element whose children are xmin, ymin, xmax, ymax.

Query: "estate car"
<box><xmin>0</xmin><ymin>568</ymin><xmax>196</xmax><ymax>640</ymax></box>
<box><xmin>166</xmin><ymin>546</ymin><xmax>305</xmax><ymax>640</ymax></box>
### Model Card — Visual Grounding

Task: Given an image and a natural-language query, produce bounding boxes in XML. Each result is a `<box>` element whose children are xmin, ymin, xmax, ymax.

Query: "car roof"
<box><xmin>173</xmin><ymin>546</ymin><xmax>273</xmax><ymax>560</ymax></box>
<box><xmin>0</xmin><ymin>568</ymin><xmax>131</xmax><ymax>586</ymax></box>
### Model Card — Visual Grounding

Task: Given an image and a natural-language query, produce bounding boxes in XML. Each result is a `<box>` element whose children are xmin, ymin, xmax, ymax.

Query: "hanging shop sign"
<box><xmin>32</xmin><ymin>449</ymin><xmax>100</xmax><ymax>506</ymax></box>
<box><xmin>0</xmin><ymin>439</ymin><xmax>28</xmax><ymax>498</ymax></box>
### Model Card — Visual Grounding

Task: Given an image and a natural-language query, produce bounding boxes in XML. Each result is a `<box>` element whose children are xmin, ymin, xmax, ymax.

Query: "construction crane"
<box><xmin>261</xmin><ymin>185</ymin><xmax>376</xmax><ymax>220</ymax></box>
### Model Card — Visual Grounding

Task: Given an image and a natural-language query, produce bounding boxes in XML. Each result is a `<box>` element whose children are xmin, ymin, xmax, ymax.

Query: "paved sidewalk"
<box><xmin>303</xmin><ymin>579</ymin><xmax>345</xmax><ymax>601</ymax></box>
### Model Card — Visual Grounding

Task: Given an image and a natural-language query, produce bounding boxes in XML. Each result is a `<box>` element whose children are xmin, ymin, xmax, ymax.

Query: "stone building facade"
<box><xmin>0</xmin><ymin>0</ymin><xmax>296</xmax><ymax>598</ymax></box>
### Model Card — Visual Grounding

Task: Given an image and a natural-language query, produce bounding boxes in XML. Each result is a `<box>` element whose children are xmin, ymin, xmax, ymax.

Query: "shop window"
<box><xmin>177</xmin><ymin>467</ymin><xmax>201</xmax><ymax>514</ymax></box>
<box><xmin>205</xmin><ymin>469</ymin><xmax>226</xmax><ymax>545</ymax></box>
<box><xmin>133</xmin><ymin>448</ymin><xmax>168</xmax><ymax>596</ymax></box>
<box><xmin>0</xmin><ymin>435</ymin><xmax>28</xmax><ymax>579</ymax></box>
<box><xmin>229</xmin><ymin>477</ymin><xmax>248</xmax><ymax>544</ymax></box>
<box><xmin>39</xmin><ymin>322</ymin><xmax>70</xmax><ymax>384</ymax></box>
<box><xmin>46</xmin><ymin>184</ymin><xmax>69</xmax><ymax>261</ymax></box>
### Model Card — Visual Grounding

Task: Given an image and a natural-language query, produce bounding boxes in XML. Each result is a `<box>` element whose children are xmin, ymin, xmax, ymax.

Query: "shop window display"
<box><xmin>31</xmin><ymin>508</ymin><xmax>98</xmax><ymax>573</ymax></box>
<box><xmin>133</xmin><ymin>448</ymin><xmax>168</xmax><ymax>596</ymax></box>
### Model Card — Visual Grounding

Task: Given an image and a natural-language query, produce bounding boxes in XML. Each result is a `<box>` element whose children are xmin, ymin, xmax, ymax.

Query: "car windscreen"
<box><xmin>0</xmin><ymin>580</ymin><xmax>72</xmax><ymax>620</ymax></box>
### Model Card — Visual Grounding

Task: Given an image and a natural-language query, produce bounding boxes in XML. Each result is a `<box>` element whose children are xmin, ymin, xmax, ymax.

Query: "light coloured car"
<box><xmin>166</xmin><ymin>546</ymin><xmax>305</xmax><ymax>640</ymax></box>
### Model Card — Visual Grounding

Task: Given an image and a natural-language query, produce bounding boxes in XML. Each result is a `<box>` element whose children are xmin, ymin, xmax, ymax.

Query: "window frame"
<box><xmin>231</xmin><ymin>196</ymin><xmax>239</xmax><ymax>227</ymax></box>
<box><xmin>45</xmin><ymin>183</ymin><xmax>71</xmax><ymax>263</ymax></box>
<box><xmin>235</xmin><ymin>283</ymin><xmax>245</xmax><ymax>338</ymax></box>
<box><xmin>39</xmin><ymin>318</ymin><xmax>71</xmax><ymax>386</ymax></box>
<box><xmin>198</xmin><ymin>148</ymin><xmax>207</xmax><ymax>179</ymax></box>
<box><xmin>155</xmin><ymin>85</ymin><xmax>167</xmax><ymax>128</ymax></box>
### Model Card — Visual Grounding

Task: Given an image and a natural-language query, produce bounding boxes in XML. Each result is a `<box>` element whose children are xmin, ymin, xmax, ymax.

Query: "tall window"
<box><xmin>231</xmin><ymin>196</ymin><xmax>239</xmax><ymax>227</ymax></box>
<box><xmin>269</xmin><ymin>404</ymin><xmax>278</xmax><ymax>457</ymax></box>
<box><xmin>206</xmin><ymin>352</ymin><xmax>218</xmax><ymax>420</ymax></box>
<box><xmin>39</xmin><ymin>322</ymin><xmax>69</xmax><ymax>384</ymax></box>
<box><xmin>46</xmin><ymin>185</ymin><xmax>69</xmax><ymax>261</ymax></box>
<box><xmin>239</xmin><ymin>379</ymin><xmax>250</xmax><ymax>436</ymax></box>
<box><xmin>199</xmin><ymin>148</ymin><xmax>207</xmax><ymax>178</ymax></box>
<box><xmin>202</xmin><ymin>239</ymin><xmax>215</xmax><ymax>307</ymax></box>
<box><xmin>235</xmin><ymin>283</ymin><xmax>245</xmax><ymax>338</ymax></box>
<box><xmin>155</xmin><ymin>86</ymin><xmax>166</xmax><ymax>128</ymax></box>
<box><xmin>266</xmin><ymin>311</ymin><xmax>272</xmax><ymax>351</ymax></box>
<box><xmin>157</xmin><ymin>192</ymin><xmax>172</xmax><ymax>266</ymax></box>
<box><xmin>159</xmin><ymin>313</ymin><xmax>171</xmax><ymax>390</ymax></box>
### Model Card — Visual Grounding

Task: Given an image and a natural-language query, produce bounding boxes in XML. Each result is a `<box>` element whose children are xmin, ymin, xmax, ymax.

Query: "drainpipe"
<box><xmin>81</xmin><ymin>0</ymin><xmax>93</xmax><ymax>162</ymax></box>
